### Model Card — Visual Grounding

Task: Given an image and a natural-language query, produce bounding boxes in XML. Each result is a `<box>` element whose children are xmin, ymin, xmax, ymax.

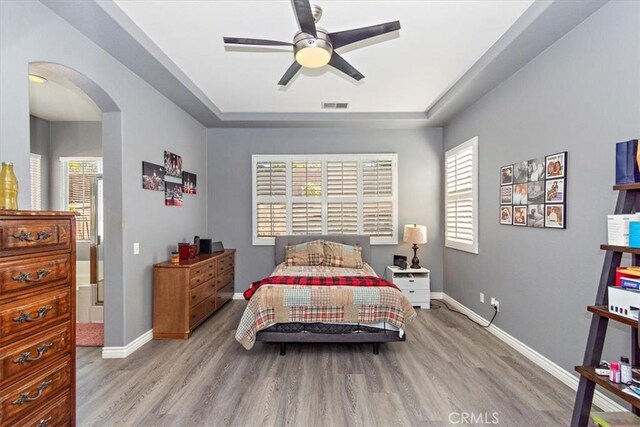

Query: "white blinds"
<box><xmin>30</xmin><ymin>153</ymin><xmax>42</xmax><ymax>210</ymax></box>
<box><xmin>253</xmin><ymin>154</ymin><xmax>397</xmax><ymax>245</ymax></box>
<box><xmin>445</xmin><ymin>137</ymin><xmax>478</xmax><ymax>253</ymax></box>
<box><xmin>61</xmin><ymin>158</ymin><xmax>102</xmax><ymax>241</ymax></box>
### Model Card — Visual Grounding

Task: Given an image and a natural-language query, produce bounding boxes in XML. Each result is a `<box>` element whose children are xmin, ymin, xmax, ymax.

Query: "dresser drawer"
<box><xmin>217</xmin><ymin>254</ymin><xmax>234</xmax><ymax>274</ymax></box>
<box><xmin>0</xmin><ymin>323</ymin><xmax>71</xmax><ymax>386</ymax></box>
<box><xmin>0</xmin><ymin>356</ymin><xmax>71</xmax><ymax>423</ymax></box>
<box><xmin>215</xmin><ymin>270</ymin><xmax>234</xmax><ymax>291</ymax></box>
<box><xmin>0</xmin><ymin>221</ymin><xmax>71</xmax><ymax>257</ymax></box>
<box><xmin>216</xmin><ymin>282</ymin><xmax>233</xmax><ymax>309</ymax></box>
<box><xmin>0</xmin><ymin>254</ymin><xmax>71</xmax><ymax>300</ymax></box>
<box><xmin>189</xmin><ymin>295</ymin><xmax>215</xmax><ymax>328</ymax></box>
<box><xmin>10</xmin><ymin>391</ymin><xmax>71</xmax><ymax>427</ymax></box>
<box><xmin>189</xmin><ymin>279</ymin><xmax>215</xmax><ymax>308</ymax></box>
<box><xmin>0</xmin><ymin>289</ymin><xmax>71</xmax><ymax>346</ymax></box>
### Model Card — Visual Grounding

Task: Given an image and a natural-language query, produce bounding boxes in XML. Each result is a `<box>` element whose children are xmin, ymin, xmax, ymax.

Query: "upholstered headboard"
<box><xmin>275</xmin><ymin>235</ymin><xmax>371</xmax><ymax>265</ymax></box>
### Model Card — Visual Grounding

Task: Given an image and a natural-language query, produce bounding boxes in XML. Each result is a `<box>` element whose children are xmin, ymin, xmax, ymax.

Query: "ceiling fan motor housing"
<box><xmin>293</xmin><ymin>28</ymin><xmax>333</xmax><ymax>68</ymax></box>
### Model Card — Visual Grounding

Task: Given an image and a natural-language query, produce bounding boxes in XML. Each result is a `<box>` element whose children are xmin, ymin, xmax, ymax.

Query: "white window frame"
<box><xmin>252</xmin><ymin>154</ymin><xmax>398</xmax><ymax>246</ymax></box>
<box><xmin>445</xmin><ymin>137</ymin><xmax>479</xmax><ymax>254</ymax></box>
<box><xmin>60</xmin><ymin>156</ymin><xmax>103</xmax><ymax>242</ymax></box>
<box><xmin>30</xmin><ymin>153</ymin><xmax>42</xmax><ymax>210</ymax></box>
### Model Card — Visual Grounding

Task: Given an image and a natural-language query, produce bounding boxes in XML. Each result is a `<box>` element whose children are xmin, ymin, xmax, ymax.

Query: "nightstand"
<box><xmin>385</xmin><ymin>266</ymin><xmax>430</xmax><ymax>309</ymax></box>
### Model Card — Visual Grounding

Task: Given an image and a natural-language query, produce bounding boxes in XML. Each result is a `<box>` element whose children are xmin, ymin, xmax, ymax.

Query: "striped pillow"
<box><xmin>323</xmin><ymin>241</ymin><xmax>364</xmax><ymax>269</ymax></box>
<box><xmin>285</xmin><ymin>240</ymin><xmax>325</xmax><ymax>266</ymax></box>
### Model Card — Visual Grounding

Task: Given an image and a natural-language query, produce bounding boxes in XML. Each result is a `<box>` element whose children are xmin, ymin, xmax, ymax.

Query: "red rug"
<box><xmin>76</xmin><ymin>323</ymin><xmax>104</xmax><ymax>347</ymax></box>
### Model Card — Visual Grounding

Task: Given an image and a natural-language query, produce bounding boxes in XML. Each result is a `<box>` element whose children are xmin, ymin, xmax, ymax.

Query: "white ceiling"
<box><xmin>113</xmin><ymin>0</ymin><xmax>533</xmax><ymax>114</ymax></box>
<box><xmin>29</xmin><ymin>63</ymin><xmax>102</xmax><ymax>122</ymax></box>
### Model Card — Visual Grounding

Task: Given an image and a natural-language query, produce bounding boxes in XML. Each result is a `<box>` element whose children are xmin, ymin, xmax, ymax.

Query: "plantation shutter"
<box><xmin>253</xmin><ymin>154</ymin><xmax>397</xmax><ymax>245</ymax></box>
<box><xmin>30</xmin><ymin>153</ymin><xmax>42</xmax><ymax>210</ymax></box>
<box><xmin>62</xmin><ymin>158</ymin><xmax>102</xmax><ymax>241</ymax></box>
<box><xmin>255</xmin><ymin>161</ymin><xmax>287</xmax><ymax>239</ymax></box>
<box><xmin>362</xmin><ymin>159</ymin><xmax>394</xmax><ymax>238</ymax></box>
<box><xmin>445</xmin><ymin>137</ymin><xmax>478</xmax><ymax>253</ymax></box>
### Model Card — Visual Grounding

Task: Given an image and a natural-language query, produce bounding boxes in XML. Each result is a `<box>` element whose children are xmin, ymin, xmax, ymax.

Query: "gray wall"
<box><xmin>443</xmin><ymin>0</ymin><xmax>640</xmax><ymax>373</ymax></box>
<box><xmin>1</xmin><ymin>1</ymin><xmax>208</xmax><ymax>346</ymax></box>
<box><xmin>29</xmin><ymin>115</ymin><xmax>50</xmax><ymax>210</ymax></box>
<box><xmin>207</xmin><ymin>127</ymin><xmax>443</xmax><ymax>293</ymax></box>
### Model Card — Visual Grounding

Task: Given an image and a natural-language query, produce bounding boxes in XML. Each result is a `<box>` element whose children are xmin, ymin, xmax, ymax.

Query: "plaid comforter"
<box><xmin>243</xmin><ymin>275</ymin><xmax>399</xmax><ymax>300</ymax></box>
<box><xmin>235</xmin><ymin>268</ymin><xmax>416</xmax><ymax>350</ymax></box>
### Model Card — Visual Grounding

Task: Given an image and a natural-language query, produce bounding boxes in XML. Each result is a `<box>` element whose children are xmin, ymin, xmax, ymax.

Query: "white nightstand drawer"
<box><xmin>393</xmin><ymin>277</ymin><xmax>428</xmax><ymax>291</ymax></box>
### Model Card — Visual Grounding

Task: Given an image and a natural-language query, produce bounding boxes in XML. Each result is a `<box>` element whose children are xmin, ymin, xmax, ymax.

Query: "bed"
<box><xmin>235</xmin><ymin>235</ymin><xmax>416</xmax><ymax>354</ymax></box>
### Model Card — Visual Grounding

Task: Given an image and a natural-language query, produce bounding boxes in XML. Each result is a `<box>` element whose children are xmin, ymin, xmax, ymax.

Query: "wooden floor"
<box><xmin>77</xmin><ymin>300</ymin><xmax>578</xmax><ymax>426</ymax></box>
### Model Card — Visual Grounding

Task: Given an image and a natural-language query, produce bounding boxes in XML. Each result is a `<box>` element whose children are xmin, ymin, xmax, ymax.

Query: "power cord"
<box><xmin>430</xmin><ymin>300</ymin><xmax>498</xmax><ymax>328</ymax></box>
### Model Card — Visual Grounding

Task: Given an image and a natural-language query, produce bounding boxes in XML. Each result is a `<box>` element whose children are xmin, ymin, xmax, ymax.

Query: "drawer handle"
<box><xmin>12</xmin><ymin>343</ymin><xmax>53</xmax><ymax>364</ymax></box>
<box><xmin>37</xmin><ymin>417</ymin><xmax>52</xmax><ymax>427</ymax></box>
<box><xmin>13</xmin><ymin>306</ymin><xmax>52</xmax><ymax>323</ymax></box>
<box><xmin>12</xmin><ymin>379</ymin><xmax>53</xmax><ymax>406</ymax></box>
<box><xmin>12</xmin><ymin>230</ymin><xmax>52</xmax><ymax>242</ymax></box>
<box><xmin>12</xmin><ymin>269</ymin><xmax>51</xmax><ymax>283</ymax></box>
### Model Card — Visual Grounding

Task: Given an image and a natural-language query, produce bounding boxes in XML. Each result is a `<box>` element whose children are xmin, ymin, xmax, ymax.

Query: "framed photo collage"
<box><xmin>500</xmin><ymin>151</ymin><xmax>566</xmax><ymax>229</ymax></box>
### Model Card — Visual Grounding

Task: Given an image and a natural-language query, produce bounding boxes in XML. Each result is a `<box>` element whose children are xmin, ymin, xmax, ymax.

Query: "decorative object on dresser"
<box><xmin>403</xmin><ymin>224</ymin><xmax>427</xmax><ymax>269</ymax></box>
<box><xmin>385</xmin><ymin>266</ymin><xmax>430</xmax><ymax>309</ymax></box>
<box><xmin>0</xmin><ymin>211</ymin><xmax>76</xmax><ymax>426</ymax></box>
<box><xmin>153</xmin><ymin>249</ymin><xmax>235</xmax><ymax>339</ymax></box>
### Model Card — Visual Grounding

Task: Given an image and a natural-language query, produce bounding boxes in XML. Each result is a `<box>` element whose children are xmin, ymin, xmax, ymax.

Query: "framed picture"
<box><xmin>164</xmin><ymin>151</ymin><xmax>182</xmax><ymax>178</ymax></box>
<box><xmin>545</xmin><ymin>204</ymin><xmax>565</xmax><ymax>228</ymax></box>
<box><xmin>526</xmin><ymin>204</ymin><xmax>545</xmax><ymax>228</ymax></box>
<box><xmin>527</xmin><ymin>181</ymin><xmax>544</xmax><ymax>204</ymax></box>
<box><xmin>182</xmin><ymin>171</ymin><xmax>197</xmax><ymax>195</ymax></box>
<box><xmin>545</xmin><ymin>178</ymin><xmax>565</xmax><ymax>203</ymax></box>
<box><xmin>141</xmin><ymin>161</ymin><xmax>165</xmax><ymax>191</ymax></box>
<box><xmin>545</xmin><ymin>152</ymin><xmax>566</xmax><ymax>179</ymax></box>
<box><xmin>513</xmin><ymin>161</ymin><xmax>529</xmax><ymax>184</ymax></box>
<box><xmin>500</xmin><ymin>165</ymin><xmax>514</xmax><ymax>185</ymax></box>
<box><xmin>165</xmin><ymin>181</ymin><xmax>183</xmax><ymax>206</ymax></box>
<box><xmin>393</xmin><ymin>255</ymin><xmax>408</xmax><ymax>269</ymax></box>
<box><xmin>513</xmin><ymin>183</ymin><xmax>528</xmax><ymax>205</ymax></box>
<box><xmin>513</xmin><ymin>205</ymin><xmax>527</xmax><ymax>226</ymax></box>
<box><xmin>527</xmin><ymin>158</ymin><xmax>546</xmax><ymax>182</ymax></box>
<box><xmin>500</xmin><ymin>206</ymin><xmax>513</xmax><ymax>225</ymax></box>
<box><xmin>500</xmin><ymin>185</ymin><xmax>513</xmax><ymax>204</ymax></box>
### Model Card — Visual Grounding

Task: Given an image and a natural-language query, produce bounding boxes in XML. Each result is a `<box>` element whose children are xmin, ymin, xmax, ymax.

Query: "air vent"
<box><xmin>322</xmin><ymin>102</ymin><xmax>349</xmax><ymax>109</ymax></box>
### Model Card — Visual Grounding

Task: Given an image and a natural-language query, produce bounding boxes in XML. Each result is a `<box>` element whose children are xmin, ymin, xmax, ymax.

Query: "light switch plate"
<box><xmin>133</xmin><ymin>242</ymin><xmax>140</xmax><ymax>255</ymax></box>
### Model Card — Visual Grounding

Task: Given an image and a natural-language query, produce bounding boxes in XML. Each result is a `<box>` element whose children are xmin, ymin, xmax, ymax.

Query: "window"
<box><xmin>30</xmin><ymin>153</ymin><xmax>42</xmax><ymax>210</ymax></box>
<box><xmin>445</xmin><ymin>137</ymin><xmax>478</xmax><ymax>254</ymax></box>
<box><xmin>61</xmin><ymin>157</ymin><xmax>102</xmax><ymax>241</ymax></box>
<box><xmin>253</xmin><ymin>154</ymin><xmax>397</xmax><ymax>245</ymax></box>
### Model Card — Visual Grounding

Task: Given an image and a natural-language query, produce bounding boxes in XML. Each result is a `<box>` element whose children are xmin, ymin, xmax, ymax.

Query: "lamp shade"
<box><xmin>403</xmin><ymin>224</ymin><xmax>427</xmax><ymax>244</ymax></box>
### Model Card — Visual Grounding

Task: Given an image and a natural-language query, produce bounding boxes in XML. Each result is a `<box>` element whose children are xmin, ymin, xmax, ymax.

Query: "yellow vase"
<box><xmin>0</xmin><ymin>162</ymin><xmax>18</xmax><ymax>210</ymax></box>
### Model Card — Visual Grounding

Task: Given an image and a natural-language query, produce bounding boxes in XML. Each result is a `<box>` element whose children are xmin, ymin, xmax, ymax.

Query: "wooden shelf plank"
<box><xmin>601</xmin><ymin>245</ymin><xmax>640</xmax><ymax>255</ymax></box>
<box><xmin>576</xmin><ymin>366</ymin><xmax>640</xmax><ymax>409</ymax></box>
<box><xmin>588</xmin><ymin>305</ymin><xmax>639</xmax><ymax>328</ymax></box>
<box><xmin>614</xmin><ymin>183</ymin><xmax>640</xmax><ymax>191</ymax></box>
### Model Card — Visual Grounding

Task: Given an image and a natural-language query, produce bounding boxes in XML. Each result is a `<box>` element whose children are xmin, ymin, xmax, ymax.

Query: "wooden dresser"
<box><xmin>0</xmin><ymin>211</ymin><xmax>76</xmax><ymax>427</ymax></box>
<box><xmin>153</xmin><ymin>250</ymin><xmax>234</xmax><ymax>339</ymax></box>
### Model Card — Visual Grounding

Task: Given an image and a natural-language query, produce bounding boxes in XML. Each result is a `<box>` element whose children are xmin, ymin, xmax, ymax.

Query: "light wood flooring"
<box><xmin>77</xmin><ymin>300</ymin><xmax>578</xmax><ymax>426</ymax></box>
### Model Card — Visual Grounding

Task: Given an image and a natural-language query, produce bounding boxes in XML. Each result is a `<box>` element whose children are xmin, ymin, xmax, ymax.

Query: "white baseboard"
<box><xmin>102</xmin><ymin>329</ymin><xmax>153</xmax><ymax>359</ymax></box>
<box><xmin>430</xmin><ymin>291</ymin><xmax>444</xmax><ymax>300</ymax></box>
<box><xmin>233</xmin><ymin>292</ymin><xmax>244</xmax><ymax>300</ymax></box>
<box><xmin>440</xmin><ymin>294</ymin><xmax>626</xmax><ymax>413</ymax></box>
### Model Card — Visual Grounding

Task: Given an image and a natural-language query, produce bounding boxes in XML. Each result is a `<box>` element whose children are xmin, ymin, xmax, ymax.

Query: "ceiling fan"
<box><xmin>223</xmin><ymin>0</ymin><xmax>401</xmax><ymax>86</ymax></box>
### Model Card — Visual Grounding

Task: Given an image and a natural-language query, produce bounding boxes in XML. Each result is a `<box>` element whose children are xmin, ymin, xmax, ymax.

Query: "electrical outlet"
<box><xmin>133</xmin><ymin>242</ymin><xmax>140</xmax><ymax>255</ymax></box>
<box><xmin>480</xmin><ymin>292</ymin><xmax>485</xmax><ymax>303</ymax></box>
<box><xmin>491</xmin><ymin>298</ymin><xmax>499</xmax><ymax>312</ymax></box>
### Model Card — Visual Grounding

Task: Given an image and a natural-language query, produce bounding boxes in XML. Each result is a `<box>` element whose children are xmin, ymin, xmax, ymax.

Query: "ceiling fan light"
<box><xmin>295</xmin><ymin>46</ymin><xmax>331</xmax><ymax>68</ymax></box>
<box><xmin>28</xmin><ymin>74</ymin><xmax>47</xmax><ymax>84</ymax></box>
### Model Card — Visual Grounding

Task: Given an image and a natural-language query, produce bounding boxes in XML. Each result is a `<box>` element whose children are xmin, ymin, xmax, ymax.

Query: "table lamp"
<box><xmin>403</xmin><ymin>224</ymin><xmax>427</xmax><ymax>269</ymax></box>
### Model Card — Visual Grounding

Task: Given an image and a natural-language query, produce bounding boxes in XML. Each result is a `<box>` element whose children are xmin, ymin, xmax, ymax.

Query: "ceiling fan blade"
<box><xmin>278</xmin><ymin>62</ymin><xmax>302</xmax><ymax>86</ymax></box>
<box><xmin>328</xmin><ymin>21</ymin><xmax>401</xmax><ymax>49</ymax></box>
<box><xmin>223</xmin><ymin>37</ymin><xmax>293</xmax><ymax>46</ymax></box>
<box><xmin>328</xmin><ymin>52</ymin><xmax>364</xmax><ymax>81</ymax></box>
<box><xmin>292</xmin><ymin>0</ymin><xmax>317</xmax><ymax>37</ymax></box>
